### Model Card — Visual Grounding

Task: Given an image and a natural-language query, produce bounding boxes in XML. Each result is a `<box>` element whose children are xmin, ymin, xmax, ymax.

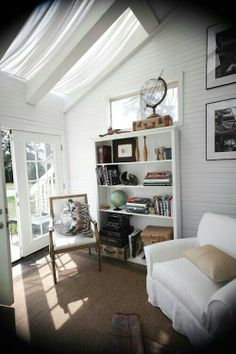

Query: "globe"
<box><xmin>110</xmin><ymin>190</ymin><xmax>128</xmax><ymax>210</ymax></box>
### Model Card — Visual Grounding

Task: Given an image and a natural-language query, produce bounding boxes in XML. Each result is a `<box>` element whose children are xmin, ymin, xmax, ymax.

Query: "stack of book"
<box><xmin>152</xmin><ymin>195</ymin><xmax>173</xmax><ymax>216</ymax></box>
<box><xmin>95</xmin><ymin>165</ymin><xmax>120</xmax><ymax>185</ymax></box>
<box><xmin>125</xmin><ymin>197</ymin><xmax>152</xmax><ymax>214</ymax></box>
<box><xmin>143</xmin><ymin>171</ymin><xmax>172</xmax><ymax>186</ymax></box>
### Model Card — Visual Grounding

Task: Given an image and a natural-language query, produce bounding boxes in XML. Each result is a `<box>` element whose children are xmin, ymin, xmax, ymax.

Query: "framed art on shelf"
<box><xmin>206</xmin><ymin>23</ymin><xmax>236</xmax><ymax>89</ymax></box>
<box><xmin>113</xmin><ymin>138</ymin><xmax>136</xmax><ymax>162</ymax></box>
<box><xmin>206</xmin><ymin>98</ymin><xmax>236</xmax><ymax>160</ymax></box>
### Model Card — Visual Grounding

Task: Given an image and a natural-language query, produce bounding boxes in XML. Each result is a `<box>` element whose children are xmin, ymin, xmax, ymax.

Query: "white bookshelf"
<box><xmin>94</xmin><ymin>126</ymin><xmax>181</xmax><ymax>265</ymax></box>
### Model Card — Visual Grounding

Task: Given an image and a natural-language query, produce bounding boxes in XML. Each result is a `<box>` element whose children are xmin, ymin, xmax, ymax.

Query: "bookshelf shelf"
<box><xmin>94</xmin><ymin>126</ymin><xmax>181</xmax><ymax>265</ymax></box>
<box><xmin>99</xmin><ymin>208</ymin><xmax>174</xmax><ymax>219</ymax></box>
<box><xmin>97</xmin><ymin>159</ymin><xmax>172</xmax><ymax>166</ymax></box>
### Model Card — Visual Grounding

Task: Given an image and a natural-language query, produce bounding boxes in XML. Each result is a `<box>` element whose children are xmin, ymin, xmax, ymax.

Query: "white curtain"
<box><xmin>0</xmin><ymin>0</ymin><xmax>145</xmax><ymax>96</ymax></box>
<box><xmin>53</xmin><ymin>8</ymin><xmax>141</xmax><ymax>95</ymax></box>
<box><xmin>0</xmin><ymin>0</ymin><xmax>95</xmax><ymax>79</ymax></box>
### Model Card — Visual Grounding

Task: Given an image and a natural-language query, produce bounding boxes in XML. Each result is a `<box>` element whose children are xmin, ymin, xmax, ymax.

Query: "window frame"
<box><xmin>109</xmin><ymin>72</ymin><xmax>183</xmax><ymax>128</ymax></box>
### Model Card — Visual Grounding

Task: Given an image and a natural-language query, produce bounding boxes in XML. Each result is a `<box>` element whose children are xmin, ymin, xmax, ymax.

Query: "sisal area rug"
<box><xmin>10</xmin><ymin>249</ymin><xmax>193</xmax><ymax>354</ymax></box>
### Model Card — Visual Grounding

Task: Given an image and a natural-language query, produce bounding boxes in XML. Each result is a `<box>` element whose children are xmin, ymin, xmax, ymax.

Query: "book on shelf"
<box><xmin>95</xmin><ymin>165</ymin><xmax>105</xmax><ymax>185</ymax></box>
<box><xmin>143</xmin><ymin>178</ymin><xmax>171</xmax><ymax>183</ymax></box>
<box><xmin>126</xmin><ymin>206</ymin><xmax>149</xmax><ymax>214</ymax></box>
<box><xmin>145</xmin><ymin>171</ymin><xmax>172</xmax><ymax>177</ymax></box>
<box><xmin>143</xmin><ymin>171</ymin><xmax>172</xmax><ymax>186</ymax></box>
<box><xmin>128</xmin><ymin>229</ymin><xmax>143</xmax><ymax>258</ymax></box>
<box><xmin>103</xmin><ymin>165</ymin><xmax>120</xmax><ymax>185</ymax></box>
<box><xmin>165</xmin><ymin>147</ymin><xmax>172</xmax><ymax>160</ymax></box>
<box><xmin>152</xmin><ymin>195</ymin><xmax>173</xmax><ymax>217</ymax></box>
<box><xmin>96</xmin><ymin>165</ymin><xmax>120</xmax><ymax>185</ymax></box>
<box><xmin>127</xmin><ymin>197</ymin><xmax>152</xmax><ymax>205</ymax></box>
<box><xmin>97</xmin><ymin>145</ymin><xmax>111</xmax><ymax>163</ymax></box>
<box><xmin>143</xmin><ymin>182</ymin><xmax>172</xmax><ymax>186</ymax></box>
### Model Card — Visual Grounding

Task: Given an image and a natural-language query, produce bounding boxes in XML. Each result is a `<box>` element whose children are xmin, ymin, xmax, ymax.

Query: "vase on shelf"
<box><xmin>135</xmin><ymin>138</ymin><xmax>140</xmax><ymax>161</ymax></box>
<box><xmin>143</xmin><ymin>136</ymin><xmax>148</xmax><ymax>161</ymax></box>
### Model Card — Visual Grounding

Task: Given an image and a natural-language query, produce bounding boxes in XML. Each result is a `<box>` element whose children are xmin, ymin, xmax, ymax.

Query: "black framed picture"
<box><xmin>113</xmin><ymin>138</ymin><xmax>136</xmax><ymax>162</ymax></box>
<box><xmin>206</xmin><ymin>23</ymin><xmax>236</xmax><ymax>89</ymax></box>
<box><xmin>206</xmin><ymin>98</ymin><xmax>236</xmax><ymax>160</ymax></box>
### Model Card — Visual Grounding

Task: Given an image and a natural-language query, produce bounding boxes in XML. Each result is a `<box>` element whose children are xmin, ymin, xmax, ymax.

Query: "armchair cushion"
<box><xmin>182</xmin><ymin>244</ymin><xmax>236</xmax><ymax>283</ymax></box>
<box><xmin>54</xmin><ymin>199</ymin><xmax>93</xmax><ymax>237</ymax></box>
<box><xmin>52</xmin><ymin>230</ymin><xmax>96</xmax><ymax>251</ymax></box>
<box><xmin>145</xmin><ymin>237</ymin><xmax>199</xmax><ymax>276</ymax></box>
<box><xmin>152</xmin><ymin>257</ymin><xmax>222</xmax><ymax>326</ymax></box>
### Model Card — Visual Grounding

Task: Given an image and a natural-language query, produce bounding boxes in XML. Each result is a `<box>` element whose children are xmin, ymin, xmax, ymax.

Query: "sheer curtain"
<box><xmin>0</xmin><ymin>0</ymin><xmax>95</xmax><ymax>79</ymax></box>
<box><xmin>53</xmin><ymin>8</ymin><xmax>141</xmax><ymax>95</ymax></box>
<box><xmin>0</xmin><ymin>0</ymin><xmax>146</xmax><ymax>96</ymax></box>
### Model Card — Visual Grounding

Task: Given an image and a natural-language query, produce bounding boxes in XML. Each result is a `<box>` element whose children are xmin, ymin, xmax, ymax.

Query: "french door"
<box><xmin>11</xmin><ymin>131</ymin><xmax>64</xmax><ymax>257</ymax></box>
<box><xmin>0</xmin><ymin>123</ymin><xmax>13</xmax><ymax>305</ymax></box>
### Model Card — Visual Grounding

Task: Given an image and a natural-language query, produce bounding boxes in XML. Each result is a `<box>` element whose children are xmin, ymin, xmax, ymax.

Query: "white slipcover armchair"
<box><xmin>144</xmin><ymin>212</ymin><xmax>236</xmax><ymax>347</ymax></box>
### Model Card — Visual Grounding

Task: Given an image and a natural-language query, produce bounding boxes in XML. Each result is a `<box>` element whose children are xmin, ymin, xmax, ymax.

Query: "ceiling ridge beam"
<box><xmin>26</xmin><ymin>0</ymin><xmax>128</xmax><ymax>105</ymax></box>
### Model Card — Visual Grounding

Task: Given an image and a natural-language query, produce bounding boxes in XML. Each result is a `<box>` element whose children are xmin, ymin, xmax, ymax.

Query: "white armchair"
<box><xmin>144</xmin><ymin>212</ymin><xmax>236</xmax><ymax>347</ymax></box>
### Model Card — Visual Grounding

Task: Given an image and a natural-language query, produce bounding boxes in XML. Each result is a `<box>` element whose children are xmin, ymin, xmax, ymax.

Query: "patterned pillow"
<box><xmin>54</xmin><ymin>199</ymin><xmax>93</xmax><ymax>237</ymax></box>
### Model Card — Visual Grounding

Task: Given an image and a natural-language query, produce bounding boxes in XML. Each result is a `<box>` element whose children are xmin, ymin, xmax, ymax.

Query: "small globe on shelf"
<box><xmin>110</xmin><ymin>190</ymin><xmax>128</xmax><ymax>211</ymax></box>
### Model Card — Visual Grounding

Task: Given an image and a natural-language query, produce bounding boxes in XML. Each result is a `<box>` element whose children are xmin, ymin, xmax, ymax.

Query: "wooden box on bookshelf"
<box><xmin>141</xmin><ymin>225</ymin><xmax>173</xmax><ymax>244</ymax></box>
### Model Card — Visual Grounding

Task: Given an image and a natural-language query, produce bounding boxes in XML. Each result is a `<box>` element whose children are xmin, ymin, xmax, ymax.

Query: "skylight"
<box><xmin>53</xmin><ymin>8</ymin><xmax>145</xmax><ymax>95</ymax></box>
<box><xmin>0</xmin><ymin>0</ymin><xmax>153</xmax><ymax>109</ymax></box>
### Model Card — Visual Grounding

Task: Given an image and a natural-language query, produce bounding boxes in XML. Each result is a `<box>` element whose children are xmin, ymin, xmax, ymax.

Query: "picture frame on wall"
<box><xmin>113</xmin><ymin>138</ymin><xmax>136</xmax><ymax>162</ymax></box>
<box><xmin>206</xmin><ymin>98</ymin><xmax>236</xmax><ymax>160</ymax></box>
<box><xmin>206</xmin><ymin>23</ymin><xmax>236</xmax><ymax>89</ymax></box>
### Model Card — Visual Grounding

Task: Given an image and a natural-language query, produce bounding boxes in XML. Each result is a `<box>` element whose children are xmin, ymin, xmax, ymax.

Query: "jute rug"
<box><xmin>11</xmin><ymin>250</ymin><xmax>193</xmax><ymax>354</ymax></box>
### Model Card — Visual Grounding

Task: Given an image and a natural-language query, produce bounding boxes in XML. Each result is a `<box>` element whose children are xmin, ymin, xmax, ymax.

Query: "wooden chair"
<box><xmin>49</xmin><ymin>194</ymin><xmax>101</xmax><ymax>284</ymax></box>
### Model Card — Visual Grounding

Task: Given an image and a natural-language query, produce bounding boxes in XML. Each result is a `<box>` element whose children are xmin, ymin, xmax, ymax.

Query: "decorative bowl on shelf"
<box><xmin>110</xmin><ymin>190</ymin><xmax>128</xmax><ymax>210</ymax></box>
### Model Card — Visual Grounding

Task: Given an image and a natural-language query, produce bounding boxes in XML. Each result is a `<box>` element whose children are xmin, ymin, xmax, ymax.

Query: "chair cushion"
<box><xmin>54</xmin><ymin>199</ymin><xmax>93</xmax><ymax>236</ymax></box>
<box><xmin>182</xmin><ymin>244</ymin><xmax>236</xmax><ymax>282</ymax></box>
<box><xmin>152</xmin><ymin>257</ymin><xmax>223</xmax><ymax>325</ymax></box>
<box><xmin>52</xmin><ymin>230</ymin><xmax>97</xmax><ymax>251</ymax></box>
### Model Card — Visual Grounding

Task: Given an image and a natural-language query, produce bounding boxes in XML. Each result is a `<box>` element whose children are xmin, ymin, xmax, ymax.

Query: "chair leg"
<box><xmin>98</xmin><ymin>245</ymin><xmax>101</xmax><ymax>271</ymax></box>
<box><xmin>89</xmin><ymin>248</ymin><xmax>91</xmax><ymax>255</ymax></box>
<box><xmin>51</xmin><ymin>252</ymin><xmax>57</xmax><ymax>284</ymax></box>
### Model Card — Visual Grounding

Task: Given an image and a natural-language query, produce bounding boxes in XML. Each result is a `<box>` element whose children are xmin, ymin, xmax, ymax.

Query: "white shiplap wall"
<box><xmin>0</xmin><ymin>71</ymin><xmax>69</xmax><ymax>191</ymax></box>
<box><xmin>0</xmin><ymin>71</ymin><xmax>65</xmax><ymax>134</ymax></box>
<box><xmin>66</xmin><ymin>5</ymin><xmax>236</xmax><ymax>236</ymax></box>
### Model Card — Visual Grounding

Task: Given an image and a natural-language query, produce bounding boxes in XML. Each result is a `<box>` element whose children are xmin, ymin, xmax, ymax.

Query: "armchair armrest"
<box><xmin>48</xmin><ymin>218</ymin><xmax>54</xmax><ymax>252</ymax></box>
<box><xmin>144</xmin><ymin>237</ymin><xmax>199</xmax><ymax>276</ymax></box>
<box><xmin>90</xmin><ymin>217</ymin><xmax>99</xmax><ymax>241</ymax></box>
<box><xmin>48</xmin><ymin>218</ymin><xmax>54</xmax><ymax>232</ymax></box>
<box><xmin>204</xmin><ymin>278</ymin><xmax>236</xmax><ymax>334</ymax></box>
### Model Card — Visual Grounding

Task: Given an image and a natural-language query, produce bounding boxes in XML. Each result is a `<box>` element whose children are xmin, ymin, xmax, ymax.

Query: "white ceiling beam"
<box><xmin>128</xmin><ymin>0</ymin><xmax>159</xmax><ymax>34</ymax></box>
<box><xmin>63</xmin><ymin>25</ymin><xmax>148</xmax><ymax>112</ymax></box>
<box><xmin>26</xmin><ymin>0</ymin><xmax>159</xmax><ymax>106</ymax></box>
<box><xmin>26</xmin><ymin>0</ymin><xmax>128</xmax><ymax>105</ymax></box>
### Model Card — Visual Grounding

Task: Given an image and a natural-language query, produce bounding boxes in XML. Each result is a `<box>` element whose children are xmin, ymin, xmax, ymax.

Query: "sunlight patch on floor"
<box><xmin>13</xmin><ymin>274</ymin><xmax>31</xmax><ymax>341</ymax></box>
<box><xmin>68</xmin><ymin>297</ymin><xmax>88</xmax><ymax>315</ymax></box>
<box><xmin>55</xmin><ymin>253</ymin><xmax>77</xmax><ymax>270</ymax></box>
<box><xmin>12</xmin><ymin>263</ymin><xmax>23</xmax><ymax>278</ymax></box>
<box><xmin>36</xmin><ymin>253</ymin><xmax>87</xmax><ymax>330</ymax></box>
<box><xmin>38</xmin><ymin>262</ymin><xmax>54</xmax><ymax>291</ymax></box>
<box><xmin>50</xmin><ymin>305</ymin><xmax>70</xmax><ymax>330</ymax></box>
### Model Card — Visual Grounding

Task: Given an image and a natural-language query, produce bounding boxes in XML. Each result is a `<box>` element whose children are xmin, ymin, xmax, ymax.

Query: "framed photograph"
<box><xmin>206</xmin><ymin>23</ymin><xmax>236</xmax><ymax>89</ymax></box>
<box><xmin>206</xmin><ymin>98</ymin><xmax>236</xmax><ymax>160</ymax></box>
<box><xmin>113</xmin><ymin>138</ymin><xmax>136</xmax><ymax>162</ymax></box>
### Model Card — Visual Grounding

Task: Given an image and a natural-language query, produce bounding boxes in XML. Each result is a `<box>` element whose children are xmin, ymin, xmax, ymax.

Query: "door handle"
<box><xmin>0</xmin><ymin>222</ymin><xmax>4</xmax><ymax>229</ymax></box>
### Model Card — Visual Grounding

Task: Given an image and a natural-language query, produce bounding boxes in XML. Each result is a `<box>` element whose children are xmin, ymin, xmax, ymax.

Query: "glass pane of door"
<box><xmin>11</xmin><ymin>131</ymin><xmax>64</xmax><ymax>257</ymax></box>
<box><xmin>26</xmin><ymin>142</ymin><xmax>55</xmax><ymax>240</ymax></box>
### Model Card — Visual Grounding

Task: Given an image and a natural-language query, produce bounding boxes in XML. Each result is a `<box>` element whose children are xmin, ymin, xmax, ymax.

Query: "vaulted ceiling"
<box><xmin>0</xmin><ymin>0</ymin><xmax>180</xmax><ymax>112</ymax></box>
